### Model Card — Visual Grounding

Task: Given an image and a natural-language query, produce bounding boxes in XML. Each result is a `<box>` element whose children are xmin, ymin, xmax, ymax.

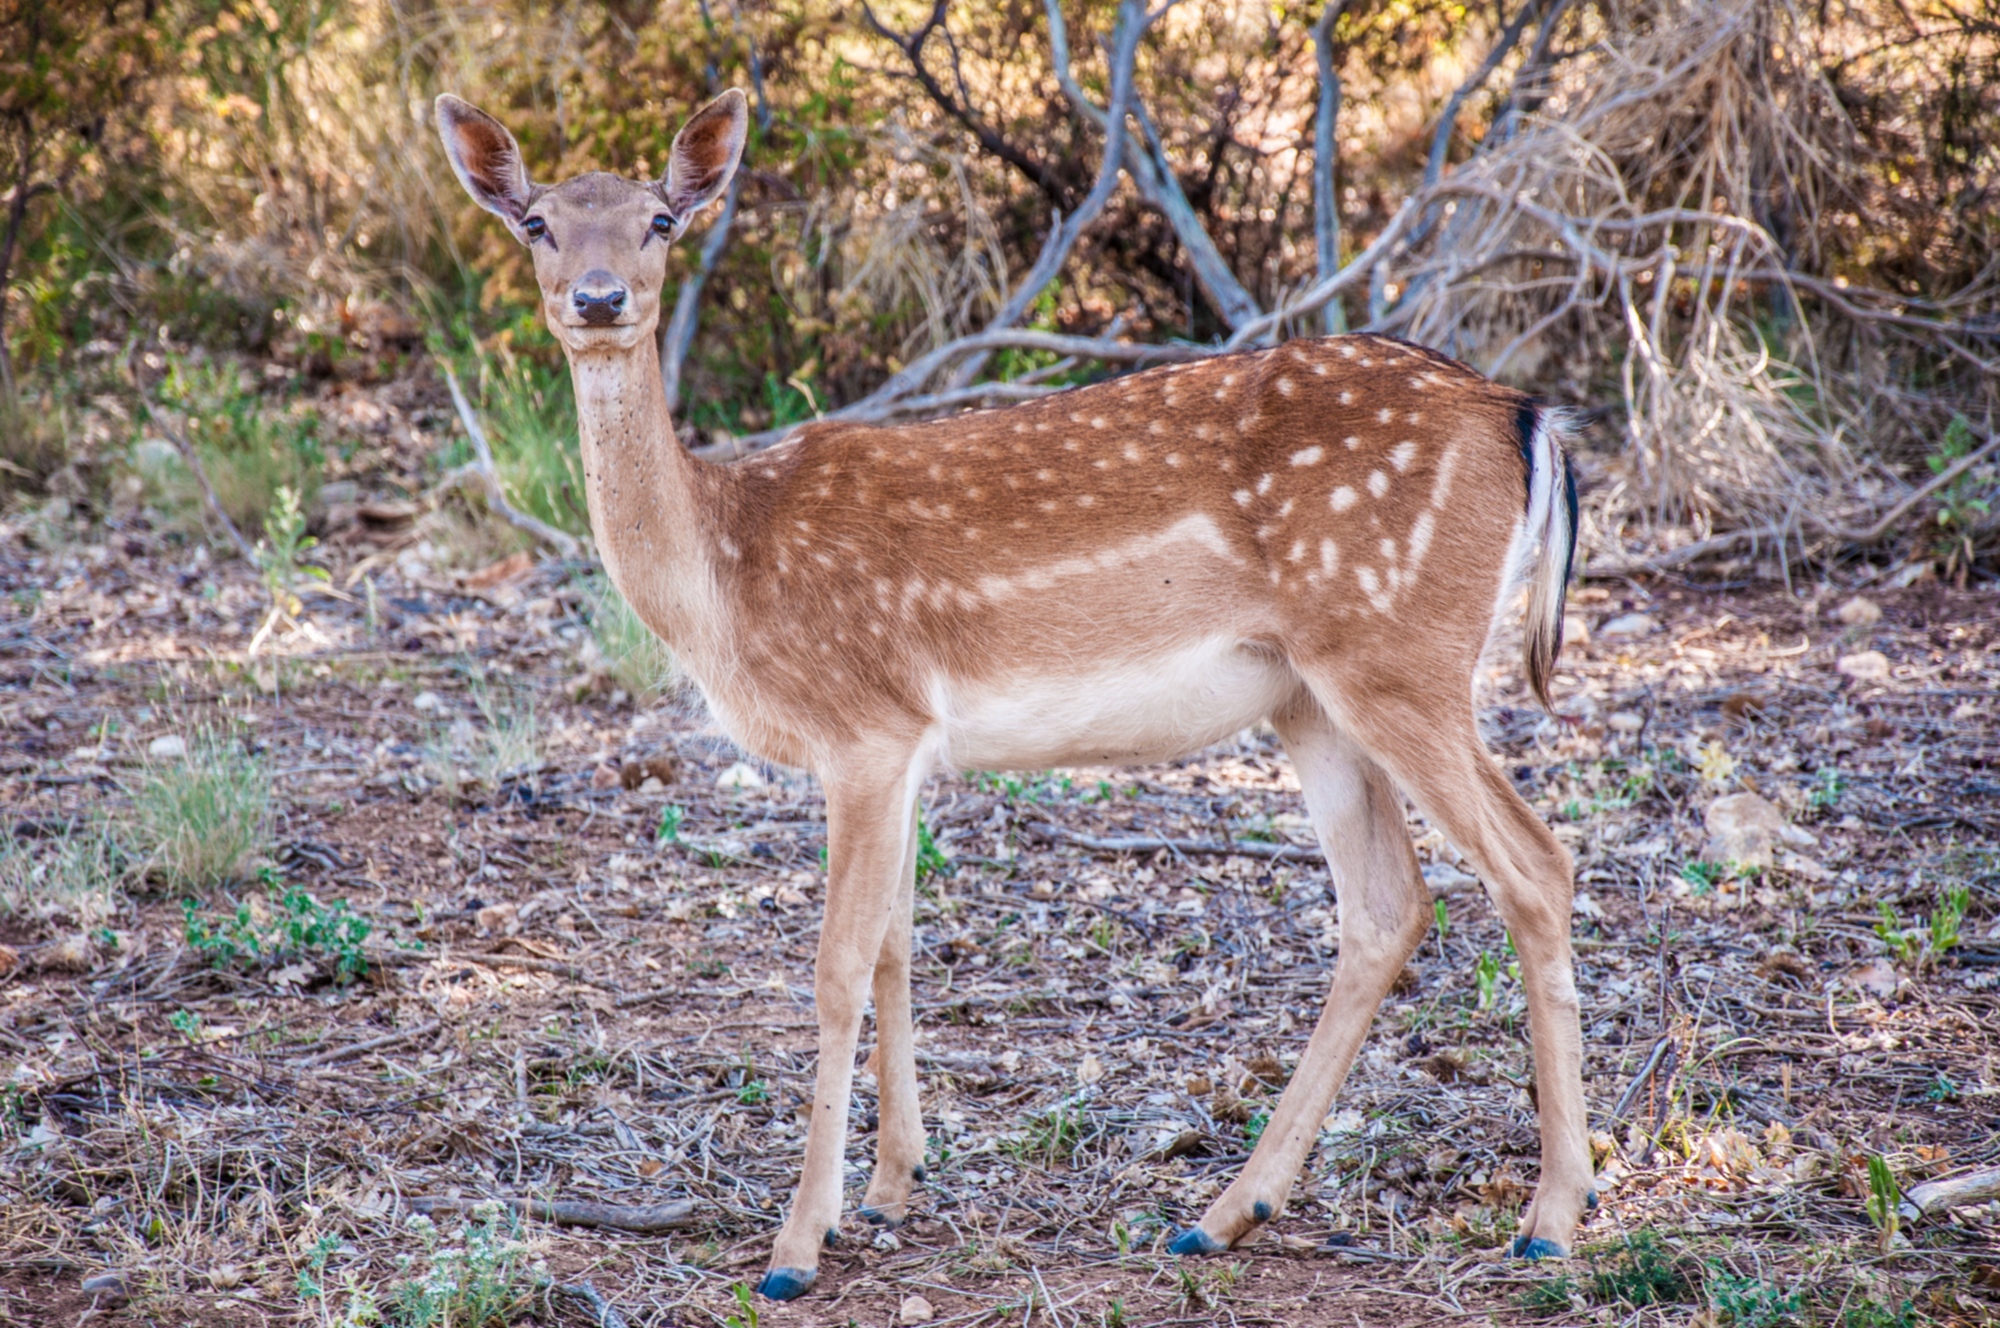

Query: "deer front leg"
<box><xmin>758</xmin><ymin>753</ymin><xmax>921</xmax><ymax>1302</ymax></box>
<box><xmin>858</xmin><ymin>801</ymin><xmax>925</xmax><ymax>1228</ymax></box>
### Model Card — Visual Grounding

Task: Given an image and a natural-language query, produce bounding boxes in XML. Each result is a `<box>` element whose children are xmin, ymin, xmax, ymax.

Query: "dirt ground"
<box><xmin>2</xmin><ymin>459</ymin><xmax>1998</xmax><ymax>1326</ymax></box>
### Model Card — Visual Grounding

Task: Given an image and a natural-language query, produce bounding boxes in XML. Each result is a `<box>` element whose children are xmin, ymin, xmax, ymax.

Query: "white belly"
<box><xmin>937</xmin><ymin>637</ymin><xmax>1298</xmax><ymax>770</ymax></box>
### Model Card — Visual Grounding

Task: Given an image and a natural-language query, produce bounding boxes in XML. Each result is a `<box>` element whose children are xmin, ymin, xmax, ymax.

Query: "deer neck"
<box><xmin>567</xmin><ymin>338</ymin><xmax>722</xmax><ymax>652</ymax></box>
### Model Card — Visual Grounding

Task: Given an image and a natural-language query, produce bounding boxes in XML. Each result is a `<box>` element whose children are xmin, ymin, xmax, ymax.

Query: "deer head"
<box><xmin>435</xmin><ymin>89</ymin><xmax>748</xmax><ymax>358</ymax></box>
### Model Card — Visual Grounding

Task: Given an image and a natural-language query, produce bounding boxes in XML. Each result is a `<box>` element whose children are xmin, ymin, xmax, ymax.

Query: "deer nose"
<box><xmin>571</xmin><ymin>271</ymin><xmax>628</xmax><ymax>325</ymax></box>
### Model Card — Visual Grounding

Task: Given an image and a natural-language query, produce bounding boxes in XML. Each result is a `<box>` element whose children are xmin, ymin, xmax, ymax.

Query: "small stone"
<box><xmin>589</xmin><ymin>763</ymin><xmax>621</xmax><ymax>790</ymax></box>
<box><xmin>1421</xmin><ymin>862</ymin><xmax>1479</xmax><ymax>894</ymax></box>
<box><xmin>1837</xmin><ymin>650</ymin><xmax>1891</xmax><ymax>683</ymax></box>
<box><xmin>900</xmin><ymin>1294</ymin><xmax>935</xmax><ymax>1324</ymax></box>
<box><xmin>1562</xmin><ymin>613</ymin><xmax>1591</xmax><ymax>646</ymax></box>
<box><xmin>81</xmin><ymin>1271</ymin><xmax>130</xmax><ymax>1303</ymax></box>
<box><xmin>147</xmin><ymin>734</ymin><xmax>187</xmax><ymax>760</ymax></box>
<box><xmin>1598</xmin><ymin>612</ymin><xmax>1657</xmax><ymax>638</ymax></box>
<box><xmin>1704</xmin><ymin>792</ymin><xmax>1815</xmax><ymax>869</ymax></box>
<box><xmin>412</xmin><ymin>691</ymin><xmax>444</xmax><ymax>713</ymax></box>
<box><xmin>872</xmin><ymin>1227</ymin><xmax>901</xmax><ymax>1252</ymax></box>
<box><xmin>1834</xmin><ymin>596</ymin><xmax>1882</xmax><ymax>627</ymax></box>
<box><xmin>1607</xmin><ymin>710</ymin><xmax>1645</xmax><ymax>734</ymax></box>
<box><xmin>475</xmin><ymin>902</ymin><xmax>518</xmax><ymax>935</ymax></box>
<box><xmin>714</xmin><ymin>761</ymin><xmax>765</xmax><ymax>791</ymax></box>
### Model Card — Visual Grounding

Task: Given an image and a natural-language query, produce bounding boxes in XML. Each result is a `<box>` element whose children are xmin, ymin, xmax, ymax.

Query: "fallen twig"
<box><xmin>408</xmin><ymin>1195</ymin><xmax>699</xmax><ymax>1233</ymax></box>
<box><xmin>290</xmin><ymin>1020</ymin><xmax>442</xmax><ymax>1068</ymax></box>
<box><xmin>437</xmin><ymin>362</ymin><xmax>585</xmax><ymax>560</ymax></box>
<box><xmin>1028</xmin><ymin>821</ymin><xmax>1322</xmax><ymax>863</ymax></box>
<box><xmin>551</xmin><ymin>1283</ymin><xmax>632</xmax><ymax>1328</ymax></box>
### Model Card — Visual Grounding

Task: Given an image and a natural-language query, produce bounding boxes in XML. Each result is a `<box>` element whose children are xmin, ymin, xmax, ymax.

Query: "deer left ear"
<box><xmin>659</xmin><ymin>89</ymin><xmax>748</xmax><ymax>222</ymax></box>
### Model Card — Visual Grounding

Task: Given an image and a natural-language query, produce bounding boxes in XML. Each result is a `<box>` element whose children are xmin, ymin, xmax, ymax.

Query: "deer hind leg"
<box><xmin>857</xmin><ymin>800</ymin><xmax>925</xmax><ymax>1228</ymax></box>
<box><xmin>1321</xmin><ymin>678</ymin><xmax>1595</xmax><ymax>1260</ymax></box>
<box><xmin>1171</xmin><ymin>693</ymin><xmax>1431</xmax><ymax>1255</ymax></box>
<box><xmin>758</xmin><ymin>747</ymin><xmax>924</xmax><ymax>1302</ymax></box>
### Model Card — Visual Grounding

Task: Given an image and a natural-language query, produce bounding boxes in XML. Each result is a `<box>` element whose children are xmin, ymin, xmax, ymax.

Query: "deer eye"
<box><xmin>650</xmin><ymin>213</ymin><xmax>677</xmax><ymax>237</ymax></box>
<box><xmin>522</xmin><ymin>216</ymin><xmax>548</xmax><ymax>241</ymax></box>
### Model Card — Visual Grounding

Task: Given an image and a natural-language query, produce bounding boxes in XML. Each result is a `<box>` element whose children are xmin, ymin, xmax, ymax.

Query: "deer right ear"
<box><xmin>436</xmin><ymin>95</ymin><xmax>536</xmax><ymax>228</ymax></box>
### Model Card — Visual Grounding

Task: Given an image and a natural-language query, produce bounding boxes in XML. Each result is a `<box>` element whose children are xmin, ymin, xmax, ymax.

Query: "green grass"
<box><xmin>1518</xmin><ymin>1230</ymin><xmax>1698</xmax><ymax>1315</ymax></box>
<box><xmin>0</xmin><ymin>820</ymin><xmax>122</xmax><ymax>923</ymax></box>
<box><xmin>149</xmin><ymin>355</ymin><xmax>325</xmax><ymax>539</ymax></box>
<box><xmin>584</xmin><ymin>575</ymin><xmax>676</xmax><ymax>702</ymax></box>
<box><xmin>124</xmin><ymin>729</ymin><xmax>271</xmax><ymax>891</ymax></box>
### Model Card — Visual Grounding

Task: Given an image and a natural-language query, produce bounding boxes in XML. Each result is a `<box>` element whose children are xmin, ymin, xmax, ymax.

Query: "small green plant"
<box><xmin>916</xmin><ymin>814</ymin><xmax>951</xmax><ymax>883</ymax></box>
<box><xmin>295</xmin><ymin>1230</ymin><xmax>380</xmax><ymax>1328</ymax></box>
<box><xmin>1863</xmin><ymin>1153</ymin><xmax>1900</xmax><ymax>1252</ymax></box>
<box><xmin>1923</xmin><ymin>1073</ymin><xmax>1958</xmax><ymax>1102</ymax></box>
<box><xmin>656</xmin><ymin>803</ymin><xmax>686</xmax><ymax>845</ymax></box>
<box><xmin>1680</xmin><ymin>859</ymin><xmax>1727</xmax><ymax>894</ymax></box>
<box><xmin>736</xmin><ymin>1078</ymin><xmax>770</xmax><ymax>1105</ymax></box>
<box><xmin>1930</xmin><ymin>884</ymin><xmax>1970</xmax><ymax>955</ymax></box>
<box><xmin>1929</xmin><ymin>414</ymin><xmax>1994</xmax><ymax>576</ymax></box>
<box><xmin>1433</xmin><ymin>897</ymin><xmax>1449</xmax><ymax>940</ymax></box>
<box><xmin>167</xmin><ymin>1008</ymin><xmax>201</xmax><ymax>1038</ymax></box>
<box><xmin>1243</xmin><ymin>1109</ymin><xmax>1270</xmax><ymax>1147</ymax></box>
<box><xmin>1520</xmin><ymin>1231</ymin><xmax>1696</xmax><ymax>1314</ymax></box>
<box><xmin>724</xmin><ymin>1281</ymin><xmax>760</xmax><ymax>1328</ymax></box>
<box><xmin>256</xmin><ymin>483</ymin><xmax>329</xmax><ymax>613</ymax></box>
<box><xmin>1474</xmin><ymin>949</ymin><xmax>1503</xmax><ymax>1009</ymax></box>
<box><xmin>1809</xmin><ymin>765</ymin><xmax>1847</xmax><ymax>811</ymax></box>
<box><xmin>126</xmin><ymin>730</ymin><xmax>271</xmax><ymax>891</ymax></box>
<box><xmin>1707</xmin><ymin>1271</ymin><xmax>1802</xmax><ymax>1328</ymax></box>
<box><xmin>391</xmin><ymin>1206</ymin><xmax>545</xmax><ymax>1328</ymax></box>
<box><xmin>1006</xmin><ymin>1098</ymin><xmax>1087</xmax><ymax>1166</ymax></box>
<box><xmin>584</xmin><ymin>576</ymin><xmax>676</xmax><ymax>703</ymax></box>
<box><xmin>183</xmin><ymin>884</ymin><xmax>372</xmax><ymax>983</ymax></box>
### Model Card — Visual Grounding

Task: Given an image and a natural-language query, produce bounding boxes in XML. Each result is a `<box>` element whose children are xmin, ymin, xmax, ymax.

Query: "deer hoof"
<box><xmin>1510</xmin><ymin>1236</ymin><xmax>1569</xmax><ymax>1260</ymax></box>
<box><xmin>1168</xmin><ymin>1226</ymin><xmax>1226</xmax><ymax>1256</ymax></box>
<box><xmin>858</xmin><ymin>1205</ymin><xmax>905</xmax><ymax>1229</ymax></box>
<box><xmin>756</xmin><ymin>1267</ymin><xmax>818</xmax><ymax>1301</ymax></box>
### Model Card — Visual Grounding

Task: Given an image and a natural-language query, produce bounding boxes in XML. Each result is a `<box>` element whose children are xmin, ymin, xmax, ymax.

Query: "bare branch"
<box><xmin>1045</xmin><ymin>0</ymin><xmax>1261</xmax><ymax>330</ymax></box>
<box><xmin>129</xmin><ymin>350</ymin><xmax>256</xmax><ymax>563</ymax></box>
<box><xmin>1222</xmin><ymin>193</ymin><xmax>1423</xmax><ymax>350</ymax></box>
<box><xmin>1311</xmin><ymin>0</ymin><xmax>1351</xmax><ymax>334</ymax></box>
<box><xmin>859</xmin><ymin>0</ymin><xmax>1072</xmax><ymax>206</ymax></box>
<box><xmin>1425</xmin><ymin>1</ymin><xmax>1542</xmax><ymax>189</ymax></box>
<box><xmin>942</xmin><ymin>0</ymin><xmax>1153</xmax><ymax>389</ymax></box>
<box><xmin>658</xmin><ymin>170</ymin><xmax>741</xmax><ymax>415</ymax></box>
<box><xmin>438</xmin><ymin>363</ymin><xmax>585</xmax><ymax>561</ymax></box>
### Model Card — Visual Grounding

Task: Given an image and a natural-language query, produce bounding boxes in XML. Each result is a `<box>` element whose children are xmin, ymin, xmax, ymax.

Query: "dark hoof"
<box><xmin>1511</xmin><ymin>1236</ymin><xmax>1568</xmax><ymax>1260</ymax></box>
<box><xmin>858</xmin><ymin>1205</ymin><xmax>904</xmax><ymax>1229</ymax></box>
<box><xmin>1585</xmin><ymin>1188</ymin><xmax>1600</xmax><ymax>1210</ymax></box>
<box><xmin>1168</xmin><ymin>1227</ymin><xmax>1226</xmax><ymax>1257</ymax></box>
<box><xmin>1252</xmin><ymin>1201</ymin><xmax>1273</xmax><ymax>1222</ymax></box>
<box><xmin>756</xmin><ymin>1267</ymin><xmax>817</xmax><ymax>1301</ymax></box>
<box><xmin>913</xmin><ymin>1165</ymin><xmax>927</xmax><ymax>1182</ymax></box>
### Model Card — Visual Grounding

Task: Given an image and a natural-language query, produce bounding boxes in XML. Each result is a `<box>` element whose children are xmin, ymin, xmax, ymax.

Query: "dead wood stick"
<box><xmin>1586</xmin><ymin>428</ymin><xmax>2000</xmax><ymax>576</ymax></box>
<box><xmin>437</xmin><ymin>362</ymin><xmax>584</xmax><ymax>560</ymax></box>
<box><xmin>1899</xmin><ymin>1167</ymin><xmax>2000</xmax><ymax>1221</ymax></box>
<box><xmin>129</xmin><ymin>355</ymin><xmax>256</xmax><ymax>562</ymax></box>
<box><xmin>407</xmin><ymin>1195</ymin><xmax>698</xmax><ymax>1233</ymax></box>
<box><xmin>1028</xmin><ymin>821</ymin><xmax>1323</xmax><ymax>863</ymax></box>
<box><xmin>291</xmin><ymin>1020</ymin><xmax>442</xmax><ymax>1068</ymax></box>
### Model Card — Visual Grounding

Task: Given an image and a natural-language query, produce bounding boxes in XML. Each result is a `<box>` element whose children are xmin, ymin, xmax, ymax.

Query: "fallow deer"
<box><xmin>437</xmin><ymin>87</ymin><xmax>1593</xmax><ymax>1302</ymax></box>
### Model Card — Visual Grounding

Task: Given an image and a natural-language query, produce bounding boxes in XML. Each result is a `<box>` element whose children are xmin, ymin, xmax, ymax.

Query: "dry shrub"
<box><xmin>1375</xmin><ymin>0</ymin><xmax>1998</xmax><ymax>551</ymax></box>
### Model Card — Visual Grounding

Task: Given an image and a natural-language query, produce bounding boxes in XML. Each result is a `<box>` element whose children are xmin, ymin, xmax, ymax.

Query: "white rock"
<box><xmin>900</xmin><ymin>1294</ymin><xmax>936</xmax><ymax>1324</ymax></box>
<box><xmin>147</xmin><ymin>734</ymin><xmax>187</xmax><ymax>760</ymax></box>
<box><xmin>1598</xmin><ymin>613</ymin><xmax>1657</xmax><ymax>638</ymax></box>
<box><xmin>1703</xmin><ymin>792</ymin><xmax>1814</xmax><ymax>869</ymax></box>
<box><xmin>1607</xmin><ymin>710</ymin><xmax>1646</xmax><ymax>734</ymax></box>
<box><xmin>1836</xmin><ymin>650</ymin><xmax>1891</xmax><ymax>683</ymax></box>
<box><xmin>1422</xmin><ymin>862</ymin><xmax>1479</xmax><ymax>894</ymax></box>
<box><xmin>1562</xmin><ymin>613</ymin><xmax>1592</xmax><ymax>646</ymax></box>
<box><xmin>412</xmin><ymin>690</ymin><xmax>444</xmax><ymax>713</ymax></box>
<box><xmin>1834</xmin><ymin>596</ymin><xmax>1882</xmax><ymax>627</ymax></box>
<box><xmin>714</xmin><ymin>761</ymin><xmax>765</xmax><ymax>791</ymax></box>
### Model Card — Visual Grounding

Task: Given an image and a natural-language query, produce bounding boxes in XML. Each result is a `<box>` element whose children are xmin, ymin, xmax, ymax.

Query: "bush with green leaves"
<box><xmin>391</xmin><ymin>1206</ymin><xmax>547</xmax><ymax>1328</ymax></box>
<box><xmin>125</xmin><ymin>730</ymin><xmax>270</xmax><ymax>891</ymax></box>
<box><xmin>182</xmin><ymin>881</ymin><xmax>372</xmax><ymax>984</ymax></box>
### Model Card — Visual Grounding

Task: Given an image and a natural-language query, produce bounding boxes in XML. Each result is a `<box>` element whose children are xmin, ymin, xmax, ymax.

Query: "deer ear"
<box><xmin>661</xmin><ymin>89</ymin><xmax>748</xmax><ymax>221</ymax></box>
<box><xmin>436</xmin><ymin>94</ymin><xmax>535</xmax><ymax>225</ymax></box>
